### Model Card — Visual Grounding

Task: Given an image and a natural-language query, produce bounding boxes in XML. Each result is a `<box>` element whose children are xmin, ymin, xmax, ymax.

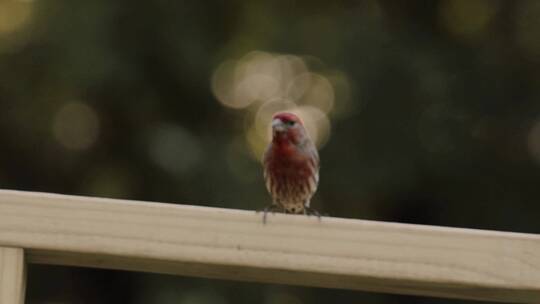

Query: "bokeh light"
<box><xmin>289</xmin><ymin>106</ymin><xmax>332</xmax><ymax>148</ymax></box>
<box><xmin>213</xmin><ymin>51</ymin><xmax>344</xmax><ymax>161</ymax></box>
<box><xmin>212</xmin><ymin>51</ymin><xmax>313</xmax><ymax>110</ymax></box>
<box><xmin>290</xmin><ymin>72</ymin><xmax>335</xmax><ymax>113</ymax></box>
<box><xmin>0</xmin><ymin>0</ymin><xmax>34</xmax><ymax>35</ymax></box>
<box><xmin>326</xmin><ymin>70</ymin><xmax>354</xmax><ymax>117</ymax></box>
<box><xmin>253</xmin><ymin>98</ymin><xmax>296</xmax><ymax>141</ymax></box>
<box><xmin>52</xmin><ymin>101</ymin><xmax>100</xmax><ymax>151</ymax></box>
<box><xmin>439</xmin><ymin>0</ymin><xmax>499</xmax><ymax>42</ymax></box>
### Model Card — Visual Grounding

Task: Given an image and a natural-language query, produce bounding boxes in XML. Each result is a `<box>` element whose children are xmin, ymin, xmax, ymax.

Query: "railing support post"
<box><xmin>0</xmin><ymin>247</ymin><xmax>26</xmax><ymax>304</ymax></box>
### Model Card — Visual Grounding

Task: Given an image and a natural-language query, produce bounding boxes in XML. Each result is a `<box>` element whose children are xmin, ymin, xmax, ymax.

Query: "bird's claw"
<box><xmin>257</xmin><ymin>205</ymin><xmax>281</xmax><ymax>224</ymax></box>
<box><xmin>304</xmin><ymin>206</ymin><xmax>323</xmax><ymax>221</ymax></box>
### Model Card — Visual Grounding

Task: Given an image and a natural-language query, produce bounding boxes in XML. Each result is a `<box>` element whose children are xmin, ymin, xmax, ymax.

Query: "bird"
<box><xmin>261</xmin><ymin>112</ymin><xmax>320</xmax><ymax>222</ymax></box>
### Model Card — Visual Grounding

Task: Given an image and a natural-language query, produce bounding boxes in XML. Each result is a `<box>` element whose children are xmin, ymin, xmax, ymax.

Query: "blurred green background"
<box><xmin>1</xmin><ymin>0</ymin><xmax>539</xmax><ymax>303</ymax></box>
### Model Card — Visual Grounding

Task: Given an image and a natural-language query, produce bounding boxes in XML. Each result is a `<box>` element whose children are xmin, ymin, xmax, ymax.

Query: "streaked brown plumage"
<box><xmin>262</xmin><ymin>112</ymin><xmax>320</xmax><ymax>221</ymax></box>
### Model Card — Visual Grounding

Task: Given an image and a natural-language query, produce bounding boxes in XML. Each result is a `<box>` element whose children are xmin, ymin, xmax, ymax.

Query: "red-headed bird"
<box><xmin>262</xmin><ymin>112</ymin><xmax>320</xmax><ymax>222</ymax></box>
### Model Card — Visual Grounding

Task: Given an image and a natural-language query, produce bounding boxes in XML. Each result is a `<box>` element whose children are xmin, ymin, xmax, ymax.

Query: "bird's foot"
<box><xmin>257</xmin><ymin>204</ymin><xmax>282</xmax><ymax>224</ymax></box>
<box><xmin>303</xmin><ymin>206</ymin><xmax>323</xmax><ymax>221</ymax></box>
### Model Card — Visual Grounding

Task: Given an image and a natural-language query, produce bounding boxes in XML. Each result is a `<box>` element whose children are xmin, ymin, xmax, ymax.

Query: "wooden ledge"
<box><xmin>0</xmin><ymin>190</ymin><xmax>538</xmax><ymax>303</ymax></box>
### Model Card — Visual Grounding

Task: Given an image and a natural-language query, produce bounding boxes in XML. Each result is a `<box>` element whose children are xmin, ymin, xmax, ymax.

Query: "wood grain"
<box><xmin>0</xmin><ymin>247</ymin><xmax>26</xmax><ymax>304</ymax></box>
<box><xmin>0</xmin><ymin>190</ymin><xmax>538</xmax><ymax>303</ymax></box>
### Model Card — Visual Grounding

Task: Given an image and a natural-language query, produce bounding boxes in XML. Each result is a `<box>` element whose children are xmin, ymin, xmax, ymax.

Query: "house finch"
<box><xmin>261</xmin><ymin>112</ymin><xmax>320</xmax><ymax>222</ymax></box>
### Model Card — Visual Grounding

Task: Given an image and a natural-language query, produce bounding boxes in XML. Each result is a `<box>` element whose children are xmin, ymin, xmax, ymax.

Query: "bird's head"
<box><xmin>271</xmin><ymin>112</ymin><xmax>307</xmax><ymax>145</ymax></box>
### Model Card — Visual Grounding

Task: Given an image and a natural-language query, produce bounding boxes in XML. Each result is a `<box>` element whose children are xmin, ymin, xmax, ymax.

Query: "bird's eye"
<box><xmin>285</xmin><ymin>120</ymin><xmax>296</xmax><ymax>127</ymax></box>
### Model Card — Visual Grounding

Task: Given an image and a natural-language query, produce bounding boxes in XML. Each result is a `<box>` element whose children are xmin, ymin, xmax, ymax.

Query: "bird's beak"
<box><xmin>272</xmin><ymin>119</ymin><xmax>286</xmax><ymax>132</ymax></box>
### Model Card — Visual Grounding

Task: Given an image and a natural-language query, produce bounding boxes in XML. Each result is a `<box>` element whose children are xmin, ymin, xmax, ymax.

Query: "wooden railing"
<box><xmin>0</xmin><ymin>190</ymin><xmax>538</xmax><ymax>303</ymax></box>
